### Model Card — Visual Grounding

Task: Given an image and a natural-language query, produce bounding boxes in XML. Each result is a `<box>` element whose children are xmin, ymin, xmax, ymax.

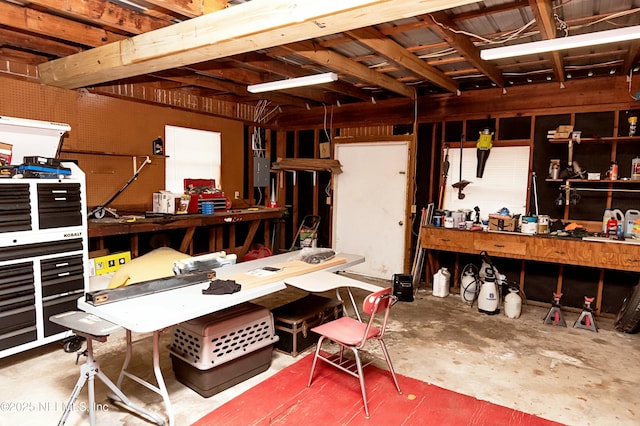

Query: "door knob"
<box><xmin>398</xmin><ymin>221</ymin><xmax>403</xmax><ymax>226</ymax></box>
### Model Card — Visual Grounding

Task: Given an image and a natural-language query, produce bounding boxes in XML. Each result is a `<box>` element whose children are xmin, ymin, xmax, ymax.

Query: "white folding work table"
<box><xmin>76</xmin><ymin>251</ymin><xmax>365</xmax><ymax>426</ymax></box>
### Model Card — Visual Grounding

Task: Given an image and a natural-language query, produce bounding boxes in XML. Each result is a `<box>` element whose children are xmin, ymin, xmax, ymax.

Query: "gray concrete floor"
<box><xmin>1</xmin><ymin>280</ymin><xmax>639</xmax><ymax>426</ymax></box>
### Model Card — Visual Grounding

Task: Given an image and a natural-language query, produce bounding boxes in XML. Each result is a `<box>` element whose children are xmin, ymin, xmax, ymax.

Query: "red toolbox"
<box><xmin>183</xmin><ymin>178</ymin><xmax>230</xmax><ymax>213</ymax></box>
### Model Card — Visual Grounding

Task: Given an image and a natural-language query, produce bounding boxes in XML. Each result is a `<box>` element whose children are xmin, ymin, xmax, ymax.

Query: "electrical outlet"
<box><xmin>234</xmin><ymin>191</ymin><xmax>240</xmax><ymax>199</ymax></box>
<box><xmin>326</xmin><ymin>196</ymin><xmax>331</xmax><ymax>205</ymax></box>
<box><xmin>411</xmin><ymin>204</ymin><xmax>417</xmax><ymax>214</ymax></box>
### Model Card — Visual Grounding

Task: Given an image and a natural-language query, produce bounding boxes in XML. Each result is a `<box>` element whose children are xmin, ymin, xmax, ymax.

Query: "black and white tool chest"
<box><xmin>0</xmin><ymin>117</ymin><xmax>89</xmax><ymax>358</ymax></box>
<box><xmin>0</xmin><ymin>176</ymin><xmax>89</xmax><ymax>357</ymax></box>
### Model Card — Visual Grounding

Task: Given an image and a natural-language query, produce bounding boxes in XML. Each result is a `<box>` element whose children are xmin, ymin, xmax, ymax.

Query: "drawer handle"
<box><xmin>440</xmin><ymin>239</ymin><xmax>451</xmax><ymax>242</ymax></box>
<box><xmin>55</xmin><ymin>262</ymin><xmax>70</xmax><ymax>267</ymax></box>
<box><xmin>494</xmin><ymin>244</ymin><xmax>505</xmax><ymax>248</ymax></box>
<box><xmin>57</xmin><ymin>272</ymin><xmax>70</xmax><ymax>277</ymax></box>
<box><xmin>52</xmin><ymin>190</ymin><xmax>69</xmax><ymax>194</ymax></box>
<box><xmin>554</xmin><ymin>251</ymin><xmax>565</xmax><ymax>255</ymax></box>
<box><xmin>54</xmin><ymin>197</ymin><xmax>68</xmax><ymax>201</ymax></box>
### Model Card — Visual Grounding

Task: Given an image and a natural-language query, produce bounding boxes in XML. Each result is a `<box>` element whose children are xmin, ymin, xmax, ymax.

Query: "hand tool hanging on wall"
<box><xmin>438</xmin><ymin>145</ymin><xmax>449</xmax><ymax>209</ymax></box>
<box><xmin>476</xmin><ymin>125</ymin><xmax>493</xmax><ymax>178</ymax></box>
<box><xmin>88</xmin><ymin>156</ymin><xmax>152</xmax><ymax>219</ymax></box>
<box><xmin>452</xmin><ymin>134</ymin><xmax>471</xmax><ymax>199</ymax></box>
<box><xmin>531</xmin><ymin>172</ymin><xmax>539</xmax><ymax>216</ymax></box>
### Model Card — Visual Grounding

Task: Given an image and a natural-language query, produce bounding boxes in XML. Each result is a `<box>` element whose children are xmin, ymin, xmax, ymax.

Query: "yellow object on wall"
<box><xmin>90</xmin><ymin>252</ymin><xmax>132</xmax><ymax>277</ymax></box>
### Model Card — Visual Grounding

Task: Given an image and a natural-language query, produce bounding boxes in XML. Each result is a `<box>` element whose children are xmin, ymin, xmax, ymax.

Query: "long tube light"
<box><xmin>247</xmin><ymin>72</ymin><xmax>338</xmax><ymax>93</ymax></box>
<box><xmin>480</xmin><ymin>25</ymin><xmax>640</xmax><ymax>60</ymax></box>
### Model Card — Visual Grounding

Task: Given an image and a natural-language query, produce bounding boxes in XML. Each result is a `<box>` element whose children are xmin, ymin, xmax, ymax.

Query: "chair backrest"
<box><xmin>362</xmin><ymin>287</ymin><xmax>393</xmax><ymax>315</ymax></box>
<box><xmin>358</xmin><ymin>287</ymin><xmax>395</xmax><ymax>346</ymax></box>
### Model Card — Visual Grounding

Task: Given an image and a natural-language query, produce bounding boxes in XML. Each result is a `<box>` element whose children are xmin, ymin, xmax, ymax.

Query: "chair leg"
<box><xmin>308</xmin><ymin>336</ymin><xmax>325</xmax><ymax>387</ymax></box>
<box><xmin>351</xmin><ymin>348</ymin><xmax>370</xmax><ymax>419</ymax></box>
<box><xmin>378</xmin><ymin>339</ymin><xmax>402</xmax><ymax>394</ymax></box>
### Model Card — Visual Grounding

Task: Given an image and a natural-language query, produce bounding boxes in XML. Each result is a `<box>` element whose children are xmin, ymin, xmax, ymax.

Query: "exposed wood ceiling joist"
<box><xmin>37</xmin><ymin>0</ymin><xmax>482</xmax><ymax>90</ymax></box>
<box><xmin>528</xmin><ymin>0</ymin><xmax>566</xmax><ymax>83</ymax></box>
<box><xmin>0</xmin><ymin>0</ymin><xmax>637</xmax><ymax>119</ymax></box>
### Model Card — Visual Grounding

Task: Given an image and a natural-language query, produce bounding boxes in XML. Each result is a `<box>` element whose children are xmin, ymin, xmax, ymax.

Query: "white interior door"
<box><xmin>333</xmin><ymin>141</ymin><xmax>409</xmax><ymax>279</ymax></box>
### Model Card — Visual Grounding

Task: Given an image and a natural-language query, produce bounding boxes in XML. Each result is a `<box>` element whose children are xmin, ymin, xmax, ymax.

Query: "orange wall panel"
<box><xmin>0</xmin><ymin>78</ymin><xmax>245</xmax><ymax>211</ymax></box>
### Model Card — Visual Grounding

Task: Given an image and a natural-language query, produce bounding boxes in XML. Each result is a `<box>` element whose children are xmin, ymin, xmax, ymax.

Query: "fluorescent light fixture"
<box><xmin>247</xmin><ymin>72</ymin><xmax>337</xmax><ymax>93</ymax></box>
<box><xmin>480</xmin><ymin>25</ymin><xmax>640</xmax><ymax>60</ymax></box>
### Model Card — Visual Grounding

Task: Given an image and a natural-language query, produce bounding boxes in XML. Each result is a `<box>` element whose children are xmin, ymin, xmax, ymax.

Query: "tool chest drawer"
<box><xmin>0</xmin><ymin>239</ymin><xmax>84</xmax><ymax>262</ymax></box>
<box><xmin>0</xmin><ymin>262</ymin><xmax>34</xmax><ymax>294</ymax></box>
<box><xmin>0</xmin><ymin>183</ymin><xmax>31</xmax><ymax>233</ymax></box>
<box><xmin>0</xmin><ymin>322</ymin><xmax>37</xmax><ymax>352</ymax></box>
<box><xmin>37</xmin><ymin>183</ymin><xmax>82</xmax><ymax>229</ymax></box>
<box><xmin>40</xmin><ymin>254</ymin><xmax>85</xmax><ymax>297</ymax></box>
<box><xmin>43</xmin><ymin>293</ymin><xmax>83</xmax><ymax>337</ymax></box>
<box><xmin>0</xmin><ymin>305</ymin><xmax>36</xmax><ymax>338</ymax></box>
<box><xmin>272</xmin><ymin>294</ymin><xmax>343</xmax><ymax>357</ymax></box>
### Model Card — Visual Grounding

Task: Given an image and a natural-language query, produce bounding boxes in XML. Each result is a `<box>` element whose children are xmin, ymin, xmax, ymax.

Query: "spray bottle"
<box><xmin>477</xmin><ymin>251</ymin><xmax>500</xmax><ymax>315</ymax></box>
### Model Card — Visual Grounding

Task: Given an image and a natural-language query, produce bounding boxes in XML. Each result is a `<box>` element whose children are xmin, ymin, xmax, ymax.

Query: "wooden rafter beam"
<box><xmin>152</xmin><ymin>68</ymin><xmax>312</xmax><ymax>107</ymax></box>
<box><xmin>192</xmin><ymin>55</ymin><xmax>351</xmax><ymax>104</ymax></box>
<box><xmin>623</xmin><ymin>42</ymin><xmax>640</xmax><ymax>75</ymax></box>
<box><xmin>264</xmin><ymin>47</ymin><xmax>372</xmax><ymax>101</ymax></box>
<box><xmin>281</xmin><ymin>41</ymin><xmax>415</xmax><ymax>99</ymax></box>
<box><xmin>37</xmin><ymin>0</ymin><xmax>482</xmax><ymax>90</ymax></box>
<box><xmin>346</xmin><ymin>26</ymin><xmax>458</xmax><ymax>93</ymax></box>
<box><xmin>426</xmin><ymin>11</ymin><xmax>505</xmax><ymax>87</ymax></box>
<box><xmin>0</xmin><ymin>27</ymin><xmax>82</xmax><ymax>58</ymax></box>
<box><xmin>24</xmin><ymin>0</ymin><xmax>168</xmax><ymax>35</ymax></box>
<box><xmin>142</xmin><ymin>0</ymin><xmax>204</xmax><ymax>18</ymax></box>
<box><xmin>528</xmin><ymin>0</ymin><xmax>565</xmax><ymax>82</ymax></box>
<box><xmin>0</xmin><ymin>1</ymin><xmax>125</xmax><ymax>48</ymax></box>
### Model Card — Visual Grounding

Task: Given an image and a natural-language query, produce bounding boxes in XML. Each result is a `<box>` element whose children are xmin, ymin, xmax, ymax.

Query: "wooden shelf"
<box><xmin>548</xmin><ymin>136</ymin><xmax>640</xmax><ymax>144</ymax></box>
<box><xmin>271</xmin><ymin>158</ymin><xmax>342</xmax><ymax>174</ymax></box>
<box><xmin>61</xmin><ymin>149</ymin><xmax>168</xmax><ymax>158</ymax></box>
<box><xmin>566</xmin><ymin>179</ymin><xmax>640</xmax><ymax>184</ymax></box>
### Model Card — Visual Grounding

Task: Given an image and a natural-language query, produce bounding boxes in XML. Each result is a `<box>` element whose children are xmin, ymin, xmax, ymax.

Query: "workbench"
<box><xmin>76</xmin><ymin>251</ymin><xmax>366</xmax><ymax>425</ymax></box>
<box><xmin>89</xmin><ymin>207</ymin><xmax>285</xmax><ymax>259</ymax></box>
<box><xmin>421</xmin><ymin>226</ymin><xmax>640</xmax><ymax>314</ymax></box>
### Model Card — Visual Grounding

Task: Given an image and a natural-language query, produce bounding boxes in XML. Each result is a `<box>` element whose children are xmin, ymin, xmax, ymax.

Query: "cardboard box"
<box><xmin>553</xmin><ymin>125</ymin><xmax>574</xmax><ymax>139</ymax></box>
<box><xmin>89</xmin><ymin>251</ymin><xmax>131</xmax><ymax>276</ymax></box>
<box><xmin>488</xmin><ymin>214</ymin><xmax>519</xmax><ymax>232</ymax></box>
<box><xmin>0</xmin><ymin>142</ymin><xmax>12</xmax><ymax>166</ymax></box>
<box><xmin>153</xmin><ymin>191</ymin><xmax>177</xmax><ymax>213</ymax></box>
<box><xmin>319</xmin><ymin>142</ymin><xmax>331</xmax><ymax>159</ymax></box>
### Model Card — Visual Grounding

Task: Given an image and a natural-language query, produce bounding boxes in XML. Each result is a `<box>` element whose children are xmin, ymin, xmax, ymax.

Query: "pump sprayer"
<box><xmin>477</xmin><ymin>251</ymin><xmax>501</xmax><ymax>315</ymax></box>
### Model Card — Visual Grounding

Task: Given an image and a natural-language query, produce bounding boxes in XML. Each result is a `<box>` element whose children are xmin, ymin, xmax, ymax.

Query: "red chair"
<box><xmin>307</xmin><ymin>287</ymin><xmax>402</xmax><ymax>419</ymax></box>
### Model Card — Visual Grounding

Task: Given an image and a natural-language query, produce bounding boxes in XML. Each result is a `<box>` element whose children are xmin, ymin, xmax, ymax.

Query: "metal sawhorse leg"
<box><xmin>50</xmin><ymin>311</ymin><xmax>165</xmax><ymax>426</ymax></box>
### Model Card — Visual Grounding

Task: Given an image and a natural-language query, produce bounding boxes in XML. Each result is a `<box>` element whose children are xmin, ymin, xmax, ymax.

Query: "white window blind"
<box><xmin>442</xmin><ymin>146</ymin><xmax>530</xmax><ymax>217</ymax></box>
<box><xmin>164</xmin><ymin>125</ymin><xmax>221</xmax><ymax>193</ymax></box>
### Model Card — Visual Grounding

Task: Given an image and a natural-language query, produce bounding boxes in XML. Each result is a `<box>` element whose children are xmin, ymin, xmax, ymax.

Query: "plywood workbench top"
<box><xmin>88</xmin><ymin>207</ymin><xmax>285</xmax><ymax>237</ymax></box>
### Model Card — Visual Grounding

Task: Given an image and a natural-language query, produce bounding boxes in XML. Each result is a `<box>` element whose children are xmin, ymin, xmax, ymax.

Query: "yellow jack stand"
<box><xmin>543</xmin><ymin>292</ymin><xmax>566</xmax><ymax>327</ymax></box>
<box><xmin>573</xmin><ymin>296</ymin><xmax>598</xmax><ymax>332</ymax></box>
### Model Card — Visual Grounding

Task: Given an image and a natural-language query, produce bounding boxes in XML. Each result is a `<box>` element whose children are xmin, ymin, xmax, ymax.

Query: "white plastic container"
<box><xmin>432</xmin><ymin>267</ymin><xmax>450</xmax><ymax>298</ymax></box>
<box><xmin>602</xmin><ymin>208</ymin><xmax>624</xmax><ymax>236</ymax></box>
<box><xmin>460</xmin><ymin>270</ymin><xmax>477</xmax><ymax>304</ymax></box>
<box><xmin>631</xmin><ymin>157</ymin><xmax>640</xmax><ymax>180</ymax></box>
<box><xmin>624</xmin><ymin>209</ymin><xmax>640</xmax><ymax>238</ymax></box>
<box><xmin>504</xmin><ymin>288</ymin><xmax>522</xmax><ymax>319</ymax></box>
